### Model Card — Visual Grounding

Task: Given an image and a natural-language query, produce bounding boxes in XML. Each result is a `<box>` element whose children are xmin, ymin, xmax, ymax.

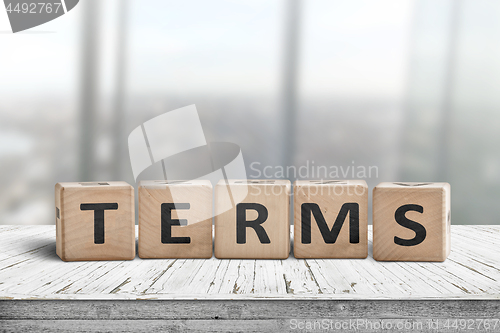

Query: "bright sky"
<box><xmin>0</xmin><ymin>0</ymin><xmax>414</xmax><ymax>98</ymax></box>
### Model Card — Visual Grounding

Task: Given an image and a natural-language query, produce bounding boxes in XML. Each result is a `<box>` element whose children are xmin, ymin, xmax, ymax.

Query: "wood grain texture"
<box><xmin>294</xmin><ymin>180</ymin><xmax>368</xmax><ymax>259</ymax></box>
<box><xmin>0</xmin><ymin>225</ymin><xmax>499</xmax><ymax>300</ymax></box>
<box><xmin>54</xmin><ymin>182</ymin><xmax>135</xmax><ymax>261</ymax></box>
<box><xmin>3</xmin><ymin>317</ymin><xmax>500</xmax><ymax>333</ymax></box>
<box><xmin>3</xmin><ymin>300</ymin><xmax>500</xmax><ymax>320</ymax></box>
<box><xmin>1</xmin><ymin>300</ymin><xmax>500</xmax><ymax>332</ymax></box>
<box><xmin>138</xmin><ymin>180</ymin><xmax>212</xmax><ymax>259</ymax></box>
<box><xmin>214</xmin><ymin>180</ymin><xmax>291</xmax><ymax>259</ymax></box>
<box><xmin>373</xmin><ymin>182</ymin><xmax>451</xmax><ymax>262</ymax></box>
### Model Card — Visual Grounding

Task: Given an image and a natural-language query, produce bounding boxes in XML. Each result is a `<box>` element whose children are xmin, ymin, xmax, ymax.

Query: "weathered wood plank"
<box><xmin>7</xmin><ymin>318</ymin><xmax>500</xmax><ymax>333</ymax></box>
<box><xmin>2</xmin><ymin>300</ymin><xmax>500</xmax><ymax>320</ymax></box>
<box><xmin>0</xmin><ymin>226</ymin><xmax>500</xmax><ymax>300</ymax></box>
<box><xmin>281</xmin><ymin>258</ymin><xmax>321</xmax><ymax>294</ymax></box>
<box><xmin>0</xmin><ymin>319</ymin><xmax>284</xmax><ymax>333</ymax></box>
<box><xmin>207</xmin><ymin>259</ymin><xmax>240</xmax><ymax>294</ymax></box>
<box><xmin>116</xmin><ymin>259</ymin><xmax>178</xmax><ymax>296</ymax></box>
<box><xmin>159</xmin><ymin>258</ymin><xmax>221</xmax><ymax>294</ymax></box>
<box><xmin>305</xmin><ymin>259</ymin><xmax>345</xmax><ymax>294</ymax></box>
<box><xmin>230</xmin><ymin>260</ymin><xmax>256</xmax><ymax>295</ymax></box>
<box><xmin>254</xmin><ymin>259</ymin><xmax>287</xmax><ymax>294</ymax></box>
<box><xmin>0</xmin><ymin>229</ymin><xmax>55</xmax><ymax>263</ymax></box>
<box><xmin>1</xmin><ymin>300</ymin><xmax>500</xmax><ymax>332</ymax></box>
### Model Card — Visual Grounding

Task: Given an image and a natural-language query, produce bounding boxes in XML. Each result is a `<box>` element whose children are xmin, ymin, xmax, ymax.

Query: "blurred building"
<box><xmin>0</xmin><ymin>0</ymin><xmax>499</xmax><ymax>225</ymax></box>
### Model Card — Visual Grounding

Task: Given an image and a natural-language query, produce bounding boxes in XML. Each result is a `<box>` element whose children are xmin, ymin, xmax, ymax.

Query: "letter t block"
<box><xmin>55</xmin><ymin>181</ymin><xmax>135</xmax><ymax>261</ymax></box>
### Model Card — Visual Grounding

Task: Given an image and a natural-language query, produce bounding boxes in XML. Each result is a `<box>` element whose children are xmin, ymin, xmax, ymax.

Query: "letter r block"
<box><xmin>294</xmin><ymin>180</ymin><xmax>368</xmax><ymax>259</ymax></box>
<box><xmin>373</xmin><ymin>182</ymin><xmax>451</xmax><ymax>261</ymax></box>
<box><xmin>55</xmin><ymin>182</ymin><xmax>135</xmax><ymax>261</ymax></box>
<box><xmin>138</xmin><ymin>180</ymin><xmax>213</xmax><ymax>258</ymax></box>
<box><xmin>214</xmin><ymin>180</ymin><xmax>290</xmax><ymax>259</ymax></box>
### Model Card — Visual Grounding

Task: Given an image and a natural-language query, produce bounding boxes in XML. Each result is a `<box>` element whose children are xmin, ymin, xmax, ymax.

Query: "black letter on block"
<box><xmin>236</xmin><ymin>203</ymin><xmax>270</xmax><ymax>244</ymax></box>
<box><xmin>301</xmin><ymin>203</ymin><xmax>359</xmax><ymax>244</ymax></box>
<box><xmin>394</xmin><ymin>204</ymin><xmax>426</xmax><ymax>246</ymax></box>
<box><xmin>80</xmin><ymin>203</ymin><xmax>118</xmax><ymax>244</ymax></box>
<box><xmin>161</xmin><ymin>203</ymin><xmax>191</xmax><ymax>244</ymax></box>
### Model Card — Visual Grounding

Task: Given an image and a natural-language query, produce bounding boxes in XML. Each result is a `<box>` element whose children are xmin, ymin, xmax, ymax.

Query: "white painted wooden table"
<box><xmin>1</xmin><ymin>225</ymin><xmax>500</xmax><ymax>332</ymax></box>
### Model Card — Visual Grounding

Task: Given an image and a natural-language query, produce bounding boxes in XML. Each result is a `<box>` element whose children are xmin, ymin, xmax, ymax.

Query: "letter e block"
<box><xmin>138</xmin><ymin>180</ymin><xmax>212</xmax><ymax>258</ymax></box>
<box><xmin>373</xmin><ymin>182</ymin><xmax>451</xmax><ymax>261</ymax></box>
<box><xmin>294</xmin><ymin>180</ymin><xmax>368</xmax><ymax>259</ymax></box>
<box><xmin>215</xmin><ymin>180</ymin><xmax>290</xmax><ymax>259</ymax></box>
<box><xmin>55</xmin><ymin>181</ymin><xmax>135</xmax><ymax>261</ymax></box>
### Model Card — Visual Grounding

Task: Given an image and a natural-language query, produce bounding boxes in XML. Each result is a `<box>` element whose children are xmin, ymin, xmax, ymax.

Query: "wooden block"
<box><xmin>373</xmin><ymin>182</ymin><xmax>451</xmax><ymax>261</ymax></box>
<box><xmin>293</xmin><ymin>180</ymin><xmax>368</xmax><ymax>259</ymax></box>
<box><xmin>214</xmin><ymin>179</ymin><xmax>290</xmax><ymax>259</ymax></box>
<box><xmin>55</xmin><ymin>181</ymin><xmax>135</xmax><ymax>261</ymax></box>
<box><xmin>138</xmin><ymin>180</ymin><xmax>212</xmax><ymax>259</ymax></box>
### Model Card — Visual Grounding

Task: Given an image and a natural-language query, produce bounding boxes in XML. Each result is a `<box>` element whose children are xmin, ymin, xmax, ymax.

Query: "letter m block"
<box><xmin>294</xmin><ymin>180</ymin><xmax>368</xmax><ymax>259</ymax></box>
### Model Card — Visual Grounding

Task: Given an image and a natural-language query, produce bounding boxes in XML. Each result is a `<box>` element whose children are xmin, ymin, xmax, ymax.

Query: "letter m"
<box><xmin>301</xmin><ymin>203</ymin><xmax>359</xmax><ymax>244</ymax></box>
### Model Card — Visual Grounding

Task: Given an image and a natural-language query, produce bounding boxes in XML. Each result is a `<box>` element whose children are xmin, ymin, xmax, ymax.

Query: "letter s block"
<box><xmin>138</xmin><ymin>180</ymin><xmax>212</xmax><ymax>258</ymax></box>
<box><xmin>214</xmin><ymin>180</ymin><xmax>290</xmax><ymax>259</ymax></box>
<box><xmin>55</xmin><ymin>182</ymin><xmax>135</xmax><ymax>261</ymax></box>
<box><xmin>294</xmin><ymin>180</ymin><xmax>368</xmax><ymax>259</ymax></box>
<box><xmin>373</xmin><ymin>182</ymin><xmax>451</xmax><ymax>261</ymax></box>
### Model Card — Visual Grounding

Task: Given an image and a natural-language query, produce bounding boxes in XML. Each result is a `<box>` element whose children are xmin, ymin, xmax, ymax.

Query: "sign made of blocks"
<box><xmin>138</xmin><ymin>180</ymin><xmax>212</xmax><ymax>259</ymax></box>
<box><xmin>214</xmin><ymin>180</ymin><xmax>291</xmax><ymax>259</ymax></box>
<box><xmin>55</xmin><ymin>181</ymin><xmax>135</xmax><ymax>261</ymax></box>
<box><xmin>294</xmin><ymin>180</ymin><xmax>368</xmax><ymax>259</ymax></box>
<box><xmin>373</xmin><ymin>182</ymin><xmax>451</xmax><ymax>262</ymax></box>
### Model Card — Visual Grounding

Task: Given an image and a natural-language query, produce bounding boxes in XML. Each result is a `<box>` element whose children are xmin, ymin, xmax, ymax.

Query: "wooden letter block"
<box><xmin>215</xmin><ymin>180</ymin><xmax>290</xmax><ymax>259</ymax></box>
<box><xmin>373</xmin><ymin>182</ymin><xmax>451</xmax><ymax>261</ymax></box>
<box><xmin>294</xmin><ymin>180</ymin><xmax>368</xmax><ymax>259</ymax></box>
<box><xmin>138</xmin><ymin>180</ymin><xmax>212</xmax><ymax>259</ymax></box>
<box><xmin>55</xmin><ymin>181</ymin><xmax>135</xmax><ymax>261</ymax></box>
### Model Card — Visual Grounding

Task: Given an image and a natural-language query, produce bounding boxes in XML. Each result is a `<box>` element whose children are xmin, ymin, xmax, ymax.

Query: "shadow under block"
<box><xmin>373</xmin><ymin>182</ymin><xmax>451</xmax><ymax>262</ymax></box>
<box><xmin>214</xmin><ymin>180</ymin><xmax>291</xmax><ymax>259</ymax></box>
<box><xmin>55</xmin><ymin>181</ymin><xmax>135</xmax><ymax>261</ymax></box>
<box><xmin>293</xmin><ymin>180</ymin><xmax>368</xmax><ymax>259</ymax></box>
<box><xmin>138</xmin><ymin>180</ymin><xmax>212</xmax><ymax>259</ymax></box>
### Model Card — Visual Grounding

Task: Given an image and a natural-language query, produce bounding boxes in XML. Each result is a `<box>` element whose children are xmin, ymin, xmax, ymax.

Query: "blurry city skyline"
<box><xmin>1</xmin><ymin>0</ymin><xmax>500</xmax><ymax>225</ymax></box>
